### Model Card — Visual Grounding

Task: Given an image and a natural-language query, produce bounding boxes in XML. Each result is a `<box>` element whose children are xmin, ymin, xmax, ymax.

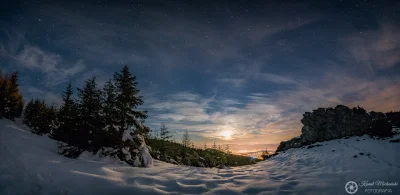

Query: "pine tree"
<box><xmin>212</xmin><ymin>142</ymin><xmax>217</xmax><ymax>149</ymax></box>
<box><xmin>29</xmin><ymin>99</ymin><xmax>42</xmax><ymax>133</ymax></box>
<box><xmin>113</xmin><ymin>65</ymin><xmax>148</xmax><ymax>134</ymax></box>
<box><xmin>154</xmin><ymin>129</ymin><xmax>159</xmax><ymax>139</ymax></box>
<box><xmin>38</xmin><ymin>100</ymin><xmax>51</xmax><ymax>135</ymax></box>
<box><xmin>53</xmin><ymin>83</ymin><xmax>78</xmax><ymax>144</ymax></box>
<box><xmin>4</xmin><ymin>72</ymin><xmax>21</xmax><ymax>120</ymax></box>
<box><xmin>181</xmin><ymin>130</ymin><xmax>191</xmax><ymax>159</ymax></box>
<box><xmin>47</xmin><ymin>104</ymin><xmax>59</xmax><ymax>135</ymax></box>
<box><xmin>99</xmin><ymin>79</ymin><xmax>120</xmax><ymax>148</ymax></box>
<box><xmin>76</xmin><ymin>77</ymin><xmax>103</xmax><ymax>152</ymax></box>
<box><xmin>181</xmin><ymin>130</ymin><xmax>191</xmax><ymax>148</ymax></box>
<box><xmin>160</xmin><ymin>123</ymin><xmax>172</xmax><ymax>141</ymax></box>
<box><xmin>111</xmin><ymin>65</ymin><xmax>152</xmax><ymax>165</ymax></box>
<box><xmin>23</xmin><ymin>99</ymin><xmax>35</xmax><ymax>127</ymax></box>
<box><xmin>225</xmin><ymin>144</ymin><xmax>231</xmax><ymax>154</ymax></box>
<box><xmin>28</xmin><ymin>99</ymin><xmax>50</xmax><ymax>135</ymax></box>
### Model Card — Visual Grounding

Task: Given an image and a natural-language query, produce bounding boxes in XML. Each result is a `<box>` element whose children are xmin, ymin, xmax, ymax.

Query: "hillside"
<box><xmin>1</xmin><ymin>119</ymin><xmax>399</xmax><ymax>194</ymax></box>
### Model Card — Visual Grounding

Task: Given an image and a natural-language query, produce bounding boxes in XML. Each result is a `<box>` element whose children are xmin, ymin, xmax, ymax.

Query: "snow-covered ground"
<box><xmin>1</xmin><ymin>119</ymin><xmax>399</xmax><ymax>195</ymax></box>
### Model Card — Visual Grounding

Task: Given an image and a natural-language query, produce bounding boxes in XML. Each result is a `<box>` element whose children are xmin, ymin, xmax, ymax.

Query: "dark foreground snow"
<box><xmin>0</xmin><ymin>119</ymin><xmax>399</xmax><ymax>195</ymax></box>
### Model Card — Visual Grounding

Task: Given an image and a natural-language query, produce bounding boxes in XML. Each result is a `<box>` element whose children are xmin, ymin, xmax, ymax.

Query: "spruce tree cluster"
<box><xmin>22</xmin><ymin>66</ymin><xmax>152</xmax><ymax>166</ymax></box>
<box><xmin>0</xmin><ymin>71</ymin><xmax>24</xmax><ymax>121</ymax></box>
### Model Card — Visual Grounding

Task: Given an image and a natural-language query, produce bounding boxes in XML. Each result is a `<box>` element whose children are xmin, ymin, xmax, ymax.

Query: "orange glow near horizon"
<box><xmin>220</xmin><ymin>130</ymin><xmax>233</xmax><ymax>140</ymax></box>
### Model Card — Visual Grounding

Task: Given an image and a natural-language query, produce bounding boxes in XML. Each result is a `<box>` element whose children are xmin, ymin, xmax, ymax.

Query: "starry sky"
<box><xmin>1</xmin><ymin>0</ymin><xmax>400</xmax><ymax>152</ymax></box>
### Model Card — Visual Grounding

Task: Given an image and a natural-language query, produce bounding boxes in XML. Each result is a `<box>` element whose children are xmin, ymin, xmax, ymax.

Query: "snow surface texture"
<box><xmin>1</xmin><ymin>119</ymin><xmax>399</xmax><ymax>195</ymax></box>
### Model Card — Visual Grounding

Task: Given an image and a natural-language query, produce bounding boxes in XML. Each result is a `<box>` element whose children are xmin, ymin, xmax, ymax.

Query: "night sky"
<box><xmin>1</xmin><ymin>0</ymin><xmax>399</xmax><ymax>152</ymax></box>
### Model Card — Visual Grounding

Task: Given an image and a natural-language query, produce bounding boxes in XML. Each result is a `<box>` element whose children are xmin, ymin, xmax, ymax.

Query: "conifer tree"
<box><xmin>113</xmin><ymin>65</ymin><xmax>148</xmax><ymax>134</ymax></box>
<box><xmin>99</xmin><ymin>79</ymin><xmax>120</xmax><ymax>148</ymax></box>
<box><xmin>154</xmin><ymin>129</ymin><xmax>159</xmax><ymax>139</ymax></box>
<box><xmin>29</xmin><ymin>99</ymin><xmax>42</xmax><ymax>133</ymax></box>
<box><xmin>4</xmin><ymin>72</ymin><xmax>21</xmax><ymax>120</ymax></box>
<box><xmin>76</xmin><ymin>77</ymin><xmax>103</xmax><ymax>152</ymax></box>
<box><xmin>53</xmin><ymin>83</ymin><xmax>78</xmax><ymax>143</ymax></box>
<box><xmin>37</xmin><ymin>100</ymin><xmax>51</xmax><ymax>135</ymax></box>
<box><xmin>23</xmin><ymin>99</ymin><xmax>35</xmax><ymax>126</ymax></box>
<box><xmin>110</xmin><ymin>65</ymin><xmax>152</xmax><ymax>165</ymax></box>
<box><xmin>27</xmin><ymin>99</ymin><xmax>51</xmax><ymax>135</ymax></box>
<box><xmin>47</xmin><ymin>104</ymin><xmax>59</xmax><ymax>135</ymax></box>
<box><xmin>160</xmin><ymin>123</ymin><xmax>172</xmax><ymax>141</ymax></box>
<box><xmin>225</xmin><ymin>144</ymin><xmax>231</xmax><ymax>154</ymax></box>
<box><xmin>181</xmin><ymin>130</ymin><xmax>191</xmax><ymax>148</ymax></box>
<box><xmin>181</xmin><ymin>130</ymin><xmax>191</xmax><ymax>159</ymax></box>
<box><xmin>212</xmin><ymin>142</ymin><xmax>217</xmax><ymax>149</ymax></box>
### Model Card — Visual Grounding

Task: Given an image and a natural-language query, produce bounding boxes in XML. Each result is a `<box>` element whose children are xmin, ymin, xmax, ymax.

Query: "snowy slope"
<box><xmin>1</xmin><ymin>119</ymin><xmax>399</xmax><ymax>195</ymax></box>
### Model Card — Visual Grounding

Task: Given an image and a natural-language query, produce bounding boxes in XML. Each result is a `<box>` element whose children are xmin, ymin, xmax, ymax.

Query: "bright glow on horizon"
<box><xmin>220</xmin><ymin>130</ymin><xmax>233</xmax><ymax>140</ymax></box>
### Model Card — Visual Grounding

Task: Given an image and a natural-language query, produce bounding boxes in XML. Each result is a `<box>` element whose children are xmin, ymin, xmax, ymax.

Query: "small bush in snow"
<box><xmin>57</xmin><ymin>142</ymin><xmax>83</xmax><ymax>158</ymax></box>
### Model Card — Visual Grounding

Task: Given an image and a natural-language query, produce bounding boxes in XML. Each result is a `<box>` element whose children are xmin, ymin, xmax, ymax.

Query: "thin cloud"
<box><xmin>254</xmin><ymin>73</ymin><xmax>297</xmax><ymax>85</ymax></box>
<box><xmin>343</xmin><ymin>23</ymin><xmax>400</xmax><ymax>70</ymax></box>
<box><xmin>1</xmin><ymin>34</ymin><xmax>86</xmax><ymax>87</ymax></box>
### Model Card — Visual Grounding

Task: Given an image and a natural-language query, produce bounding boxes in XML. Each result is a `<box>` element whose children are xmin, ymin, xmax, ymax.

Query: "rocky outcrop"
<box><xmin>276</xmin><ymin>105</ymin><xmax>388</xmax><ymax>152</ymax></box>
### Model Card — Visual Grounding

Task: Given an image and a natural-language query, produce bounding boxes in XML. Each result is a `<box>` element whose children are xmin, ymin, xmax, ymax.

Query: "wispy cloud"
<box><xmin>0</xmin><ymin>33</ymin><xmax>86</xmax><ymax>87</ymax></box>
<box><xmin>254</xmin><ymin>73</ymin><xmax>298</xmax><ymax>85</ymax></box>
<box><xmin>343</xmin><ymin>24</ymin><xmax>400</xmax><ymax>70</ymax></box>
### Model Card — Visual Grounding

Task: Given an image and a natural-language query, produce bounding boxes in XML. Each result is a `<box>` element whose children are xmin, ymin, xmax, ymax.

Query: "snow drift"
<box><xmin>0</xmin><ymin>119</ymin><xmax>399</xmax><ymax>195</ymax></box>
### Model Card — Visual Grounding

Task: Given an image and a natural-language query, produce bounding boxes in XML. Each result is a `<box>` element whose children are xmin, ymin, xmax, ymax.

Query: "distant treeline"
<box><xmin>147</xmin><ymin>127</ymin><xmax>258</xmax><ymax>167</ymax></box>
